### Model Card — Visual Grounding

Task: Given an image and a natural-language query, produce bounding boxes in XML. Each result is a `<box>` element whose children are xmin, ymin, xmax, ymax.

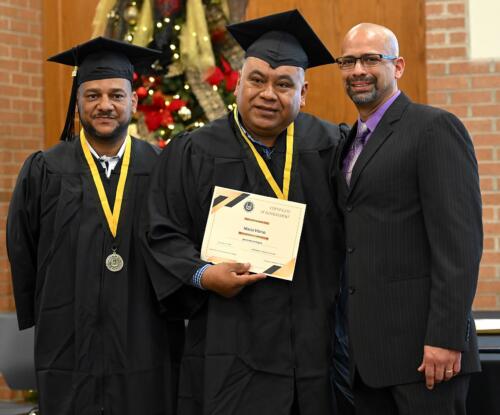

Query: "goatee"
<box><xmin>346</xmin><ymin>76</ymin><xmax>378</xmax><ymax>105</ymax></box>
<box><xmin>349</xmin><ymin>88</ymin><xmax>378</xmax><ymax>105</ymax></box>
<box><xmin>80</xmin><ymin>116</ymin><xmax>130</xmax><ymax>143</ymax></box>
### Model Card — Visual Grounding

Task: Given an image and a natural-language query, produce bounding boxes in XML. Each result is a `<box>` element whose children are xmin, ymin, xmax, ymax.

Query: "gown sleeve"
<box><xmin>141</xmin><ymin>134</ymin><xmax>208</xmax><ymax>318</ymax></box>
<box><xmin>6</xmin><ymin>152</ymin><xmax>44</xmax><ymax>329</ymax></box>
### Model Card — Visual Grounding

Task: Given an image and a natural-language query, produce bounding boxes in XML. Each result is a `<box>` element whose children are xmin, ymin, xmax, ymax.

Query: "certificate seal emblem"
<box><xmin>244</xmin><ymin>201</ymin><xmax>254</xmax><ymax>212</ymax></box>
<box><xmin>106</xmin><ymin>251</ymin><xmax>124</xmax><ymax>272</ymax></box>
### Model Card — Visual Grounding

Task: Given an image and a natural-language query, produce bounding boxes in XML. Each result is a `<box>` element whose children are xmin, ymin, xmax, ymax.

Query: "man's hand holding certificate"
<box><xmin>201</xmin><ymin>186</ymin><xmax>306</xmax><ymax>281</ymax></box>
<box><xmin>199</xmin><ymin>262</ymin><xmax>266</xmax><ymax>298</ymax></box>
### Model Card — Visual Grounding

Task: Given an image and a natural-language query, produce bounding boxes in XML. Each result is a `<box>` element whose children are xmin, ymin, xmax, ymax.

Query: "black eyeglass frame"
<box><xmin>335</xmin><ymin>53</ymin><xmax>398</xmax><ymax>70</ymax></box>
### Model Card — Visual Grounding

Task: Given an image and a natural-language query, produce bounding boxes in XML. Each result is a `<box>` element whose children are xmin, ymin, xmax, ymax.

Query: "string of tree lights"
<box><xmin>92</xmin><ymin>0</ymin><xmax>246</xmax><ymax>147</ymax></box>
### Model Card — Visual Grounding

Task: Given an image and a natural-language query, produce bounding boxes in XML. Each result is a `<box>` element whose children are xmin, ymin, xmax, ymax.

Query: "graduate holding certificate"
<box><xmin>143</xmin><ymin>10</ymin><xmax>348</xmax><ymax>415</ymax></box>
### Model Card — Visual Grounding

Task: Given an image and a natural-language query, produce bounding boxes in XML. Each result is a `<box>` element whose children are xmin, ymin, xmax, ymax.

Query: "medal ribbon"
<box><xmin>233</xmin><ymin>107</ymin><xmax>294</xmax><ymax>200</ymax></box>
<box><xmin>80</xmin><ymin>131</ymin><xmax>131</xmax><ymax>237</ymax></box>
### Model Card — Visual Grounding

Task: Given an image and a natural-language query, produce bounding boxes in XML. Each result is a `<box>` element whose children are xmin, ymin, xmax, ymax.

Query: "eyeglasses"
<box><xmin>336</xmin><ymin>54</ymin><xmax>398</xmax><ymax>70</ymax></box>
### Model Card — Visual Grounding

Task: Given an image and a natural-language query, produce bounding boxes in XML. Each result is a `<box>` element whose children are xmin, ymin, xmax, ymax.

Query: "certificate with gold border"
<box><xmin>201</xmin><ymin>186</ymin><xmax>306</xmax><ymax>281</ymax></box>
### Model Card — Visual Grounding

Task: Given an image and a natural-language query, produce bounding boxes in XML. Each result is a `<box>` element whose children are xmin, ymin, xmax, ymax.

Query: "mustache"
<box><xmin>347</xmin><ymin>75</ymin><xmax>376</xmax><ymax>85</ymax></box>
<box><xmin>93</xmin><ymin>112</ymin><xmax>116</xmax><ymax>119</ymax></box>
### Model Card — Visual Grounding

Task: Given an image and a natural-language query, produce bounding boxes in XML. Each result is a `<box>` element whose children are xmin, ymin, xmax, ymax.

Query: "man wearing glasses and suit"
<box><xmin>335</xmin><ymin>23</ymin><xmax>482</xmax><ymax>415</ymax></box>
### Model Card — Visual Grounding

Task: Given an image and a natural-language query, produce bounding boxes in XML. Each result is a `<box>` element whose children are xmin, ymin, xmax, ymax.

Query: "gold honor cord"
<box><xmin>80</xmin><ymin>131</ymin><xmax>131</xmax><ymax>237</ymax></box>
<box><xmin>233</xmin><ymin>107</ymin><xmax>294</xmax><ymax>200</ymax></box>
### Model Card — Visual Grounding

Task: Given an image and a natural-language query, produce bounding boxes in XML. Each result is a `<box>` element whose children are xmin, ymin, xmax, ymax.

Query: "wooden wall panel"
<box><xmin>42</xmin><ymin>0</ymin><xmax>426</xmax><ymax>146</ymax></box>
<box><xmin>42</xmin><ymin>0</ymin><xmax>100</xmax><ymax>148</ymax></box>
<box><xmin>246</xmin><ymin>0</ymin><xmax>427</xmax><ymax>125</ymax></box>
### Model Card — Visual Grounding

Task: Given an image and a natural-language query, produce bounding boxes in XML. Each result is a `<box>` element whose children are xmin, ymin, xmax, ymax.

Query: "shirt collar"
<box><xmin>86</xmin><ymin>138</ymin><xmax>127</xmax><ymax>161</ymax></box>
<box><xmin>358</xmin><ymin>90</ymin><xmax>401</xmax><ymax>135</ymax></box>
<box><xmin>85</xmin><ymin>137</ymin><xmax>127</xmax><ymax>179</ymax></box>
<box><xmin>237</xmin><ymin>112</ymin><xmax>277</xmax><ymax>159</ymax></box>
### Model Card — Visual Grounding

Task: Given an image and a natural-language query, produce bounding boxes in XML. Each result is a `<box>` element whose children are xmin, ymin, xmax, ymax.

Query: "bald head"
<box><xmin>342</xmin><ymin>23</ymin><xmax>399</xmax><ymax>57</ymax></box>
<box><xmin>338</xmin><ymin>23</ymin><xmax>405</xmax><ymax>118</ymax></box>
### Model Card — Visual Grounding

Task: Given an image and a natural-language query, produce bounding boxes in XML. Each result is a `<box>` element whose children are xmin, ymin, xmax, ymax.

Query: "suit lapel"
<box><xmin>347</xmin><ymin>120</ymin><xmax>394</xmax><ymax>194</ymax></box>
<box><xmin>347</xmin><ymin>93</ymin><xmax>411</xmax><ymax>198</ymax></box>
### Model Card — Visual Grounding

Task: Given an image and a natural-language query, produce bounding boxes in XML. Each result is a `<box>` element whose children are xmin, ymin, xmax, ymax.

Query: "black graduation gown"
<box><xmin>143</xmin><ymin>113</ymin><xmax>346</xmax><ymax>415</ymax></box>
<box><xmin>7</xmin><ymin>137</ymin><xmax>184</xmax><ymax>415</ymax></box>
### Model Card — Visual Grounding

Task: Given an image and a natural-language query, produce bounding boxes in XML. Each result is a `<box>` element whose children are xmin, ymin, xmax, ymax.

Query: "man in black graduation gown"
<box><xmin>7</xmin><ymin>37</ymin><xmax>183</xmax><ymax>414</ymax></box>
<box><xmin>143</xmin><ymin>10</ymin><xmax>347</xmax><ymax>415</ymax></box>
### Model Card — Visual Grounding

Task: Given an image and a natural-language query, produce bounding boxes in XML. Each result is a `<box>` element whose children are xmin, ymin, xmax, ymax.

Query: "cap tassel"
<box><xmin>60</xmin><ymin>48</ymin><xmax>79</xmax><ymax>141</ymax></box>
<box><xmin>60</xmin><ymin>73</ymin><xmax>78</xmax><ymax>141</ymax></box>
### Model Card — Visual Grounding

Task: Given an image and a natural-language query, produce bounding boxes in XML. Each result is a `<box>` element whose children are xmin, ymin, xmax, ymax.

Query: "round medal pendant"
<box><xmin>106</xmin><ymin>252</ymin><xmax>124</xmax><ymax>272</ymax></box>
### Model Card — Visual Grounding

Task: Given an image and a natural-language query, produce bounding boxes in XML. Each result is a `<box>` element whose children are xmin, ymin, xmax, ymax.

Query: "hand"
<box><xmin>417</xmin><ymin>345</ymin><xmax>461</xmax><ymax>390</ymax></box>
<box><xmin>201</xmin><ymin>262</ymin><xmax>266</xmax><ymax>298</ymax></box>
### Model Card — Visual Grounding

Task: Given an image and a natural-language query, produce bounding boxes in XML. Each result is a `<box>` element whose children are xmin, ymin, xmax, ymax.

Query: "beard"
<box><xmin>79</xmin><ymin>112</ymin><xmax>131</xmax><ymax>142</ymax></box>
<box><xmin>346</xmin><ymin>75</ymin><xmax>380</xmax><ymax>105</ymax></box>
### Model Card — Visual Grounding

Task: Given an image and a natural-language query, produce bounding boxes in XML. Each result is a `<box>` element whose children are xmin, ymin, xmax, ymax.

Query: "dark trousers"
<box><xmin>353</xmin><ymin>370</ymin><xmax>470</xmax><ymax>415</ymax></box>
<box><xmin>291</xmin><ymin>396</ymin><xmax>300</xmax><ymax>415</ymax></box>
<box><xmin>334</xmin><ymin>383</ymin><xmax>355</xmax><ymax>414</ymax></box>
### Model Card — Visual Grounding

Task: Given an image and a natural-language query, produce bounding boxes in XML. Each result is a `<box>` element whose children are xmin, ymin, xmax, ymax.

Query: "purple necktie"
<box><xmin>344</xmin><ymin>123</ymin><xmax>370</xmax><ymax>186</ymax></box>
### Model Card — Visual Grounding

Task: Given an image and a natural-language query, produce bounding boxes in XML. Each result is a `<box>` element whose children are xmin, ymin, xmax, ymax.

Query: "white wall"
<box><xmin>469</xmin><ymin>0</ymin><xmax>500</xmax><ymax>59</ymax></box>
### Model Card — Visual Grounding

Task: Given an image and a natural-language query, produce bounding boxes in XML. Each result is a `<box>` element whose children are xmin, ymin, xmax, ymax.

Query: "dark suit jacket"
<box><xmin>336</xmin><ymin>92</ymin><xmax>482</xmax><ymax>388</ymax></box>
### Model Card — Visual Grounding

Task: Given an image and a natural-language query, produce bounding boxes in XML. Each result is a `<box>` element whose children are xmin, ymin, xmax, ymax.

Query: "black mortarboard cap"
<box><xmin>226</xmin><ymin>9</ymin><xmax>334</xmax><ymax>69</ymax></box>
<box><xmin>48</xmin><ymin>37</ymin><xmax>161</xmax><ymax>141</ymax></box>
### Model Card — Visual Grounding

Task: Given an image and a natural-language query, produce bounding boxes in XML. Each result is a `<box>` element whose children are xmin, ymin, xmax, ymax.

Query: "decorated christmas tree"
<box><xmin>92</xmin><ymin>0</ymin><xmax>247</xmax><ymax>147</ymax></box>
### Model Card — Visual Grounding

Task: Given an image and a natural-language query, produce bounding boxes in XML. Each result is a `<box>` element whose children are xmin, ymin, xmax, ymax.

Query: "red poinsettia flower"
<box><xmin>160</xmin><ymin>109</ymin><xmax>174</xmax><ymax>126</ymax></box>
<box><xmin>205</xmin><ymin>66</ymin><xmax>224</xmax><ymax>86</ymax></box>
<box><xmin>144</xmin><ymin>110</ymin><xmax>163</xmax><ymax>132</ymax></box>
<box><xmin>168</xmin><ymin>98</ymin><xmax>187</xmax><ymax>112</ymax></box>
<box><xmin>152</xmin><ymin>91</ymin><xmax>166</xmax><ymax>109</ymax></box>
<box><xmin>220</xmin><ymin>55</ymin><xmax>231</xmax><ymax>73</ymax></box>
<box><xmin>221</xmin><ymin>55</ymin><xmax>239</xmax><ymax>92</ymax></box>
<box><xmin>205</xmin><ymin>56</ymin><xmax>239</xmax><ymax>92</ymax></box>
<box><xmin>224</xmin><ymin>70</ymin><xmax>239</xmax><ymax>92</ymax></box>
<box><xmin>137</xmin><ymin>104</ymin><xmax>150</xmax><ymax>113</ymax></box>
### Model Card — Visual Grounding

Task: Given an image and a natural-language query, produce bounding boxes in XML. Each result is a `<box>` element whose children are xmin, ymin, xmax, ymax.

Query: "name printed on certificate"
<box><xmin>201</xmin><ymin>186</ymin><xmax>306</xmax><ymax>281</ymax></box>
